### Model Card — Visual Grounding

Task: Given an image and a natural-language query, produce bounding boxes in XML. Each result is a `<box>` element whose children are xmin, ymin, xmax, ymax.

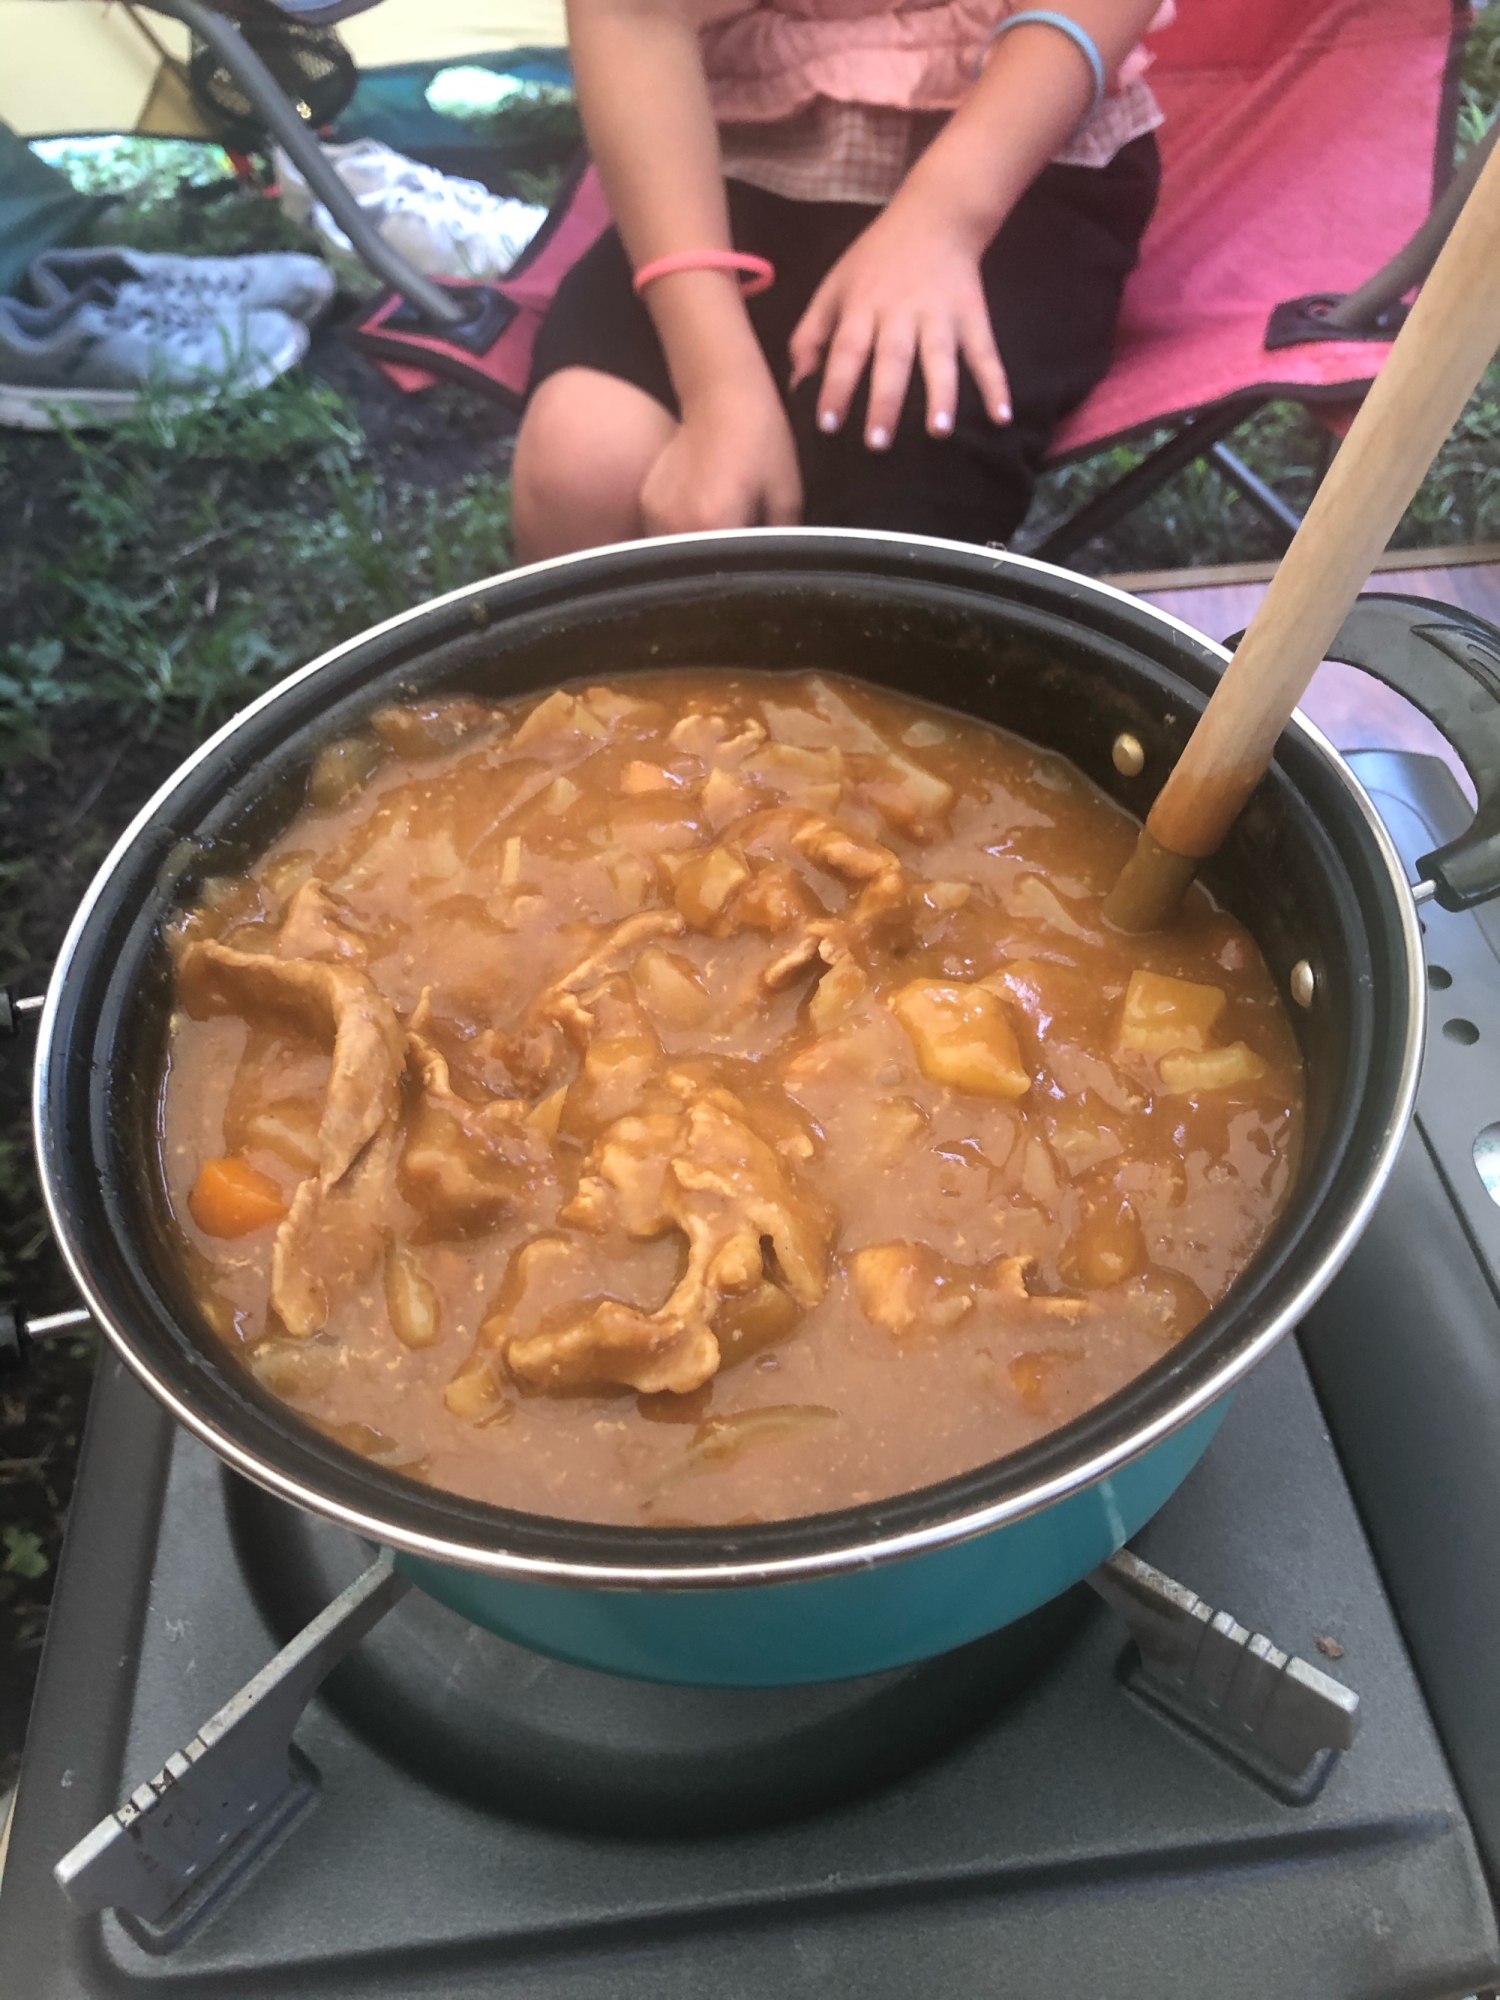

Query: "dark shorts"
<box><xmin>528</xmin><ymin>134</ymin><xmax>1159</xmax><ymax>544</ymax></box>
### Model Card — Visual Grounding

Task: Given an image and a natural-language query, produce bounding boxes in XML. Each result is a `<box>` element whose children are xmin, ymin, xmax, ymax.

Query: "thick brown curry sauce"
<box><xmin>159</xmin><ymin>672</ymin><xmax>1304</xmax><ymax>1527</ymax></box>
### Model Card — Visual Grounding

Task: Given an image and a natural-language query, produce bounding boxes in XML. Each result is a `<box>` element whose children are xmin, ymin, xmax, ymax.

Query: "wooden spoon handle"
<box><xmin>1106</xmin><ymin>133</ymin><xmax>1500</xmax><ymax>931</ymax></box>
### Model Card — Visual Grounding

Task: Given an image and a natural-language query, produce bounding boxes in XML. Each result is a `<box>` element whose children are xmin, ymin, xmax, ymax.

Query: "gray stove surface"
<box><xmin>3</xmin><ymin>750</ymin><xmax>1500</xmax><ymax>2000</ymax></box>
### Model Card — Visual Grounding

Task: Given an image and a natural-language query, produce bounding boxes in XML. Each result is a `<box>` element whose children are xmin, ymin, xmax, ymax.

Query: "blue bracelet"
<box><xmin>981</xmin><ymin>10</ymin><xmax>1106</xmax><ymax>116</ymax></box>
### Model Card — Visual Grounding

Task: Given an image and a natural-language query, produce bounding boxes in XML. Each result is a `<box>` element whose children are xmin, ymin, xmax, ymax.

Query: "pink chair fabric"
<box><xmin>1049</xmin><ymin>0</ymin><xmax>1466</xmax><ymax>456</ymax></box>
<box><xmin>489</xmin><ymin>167</ymin><xmax>612</xmax><ymax>392</ymax></box>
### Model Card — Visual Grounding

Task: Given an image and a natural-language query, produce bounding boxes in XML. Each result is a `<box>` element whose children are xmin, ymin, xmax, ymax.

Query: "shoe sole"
<box><xmin>0</xmin><ymin>320</ymin><xmax>310</xmax><ymax>432</ymax></box>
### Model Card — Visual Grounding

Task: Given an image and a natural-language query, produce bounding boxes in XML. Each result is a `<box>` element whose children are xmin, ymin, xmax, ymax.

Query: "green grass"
<box><xmin>1458</xmin><ymin>9</ymin><xmax>1500</xmax><ymax>156</ymax></box>
<box><xmin>32</xmin><ymin>136</ymin><xmax>238</xmax><ymax>201</ymax></box>
<box><xmin>0</xmin><ymin>365</ymin><xmax>512</xmax><ymax>1337</ymax></box>
<box><xmin>0</xmin><ymin>370</ymin><xmax>512</xmax><ymax>781</ymax></box>
<box><xmin>38</xmin><ymin>136</ymin><xmax>318</xmax><ymax>258</ymax></box>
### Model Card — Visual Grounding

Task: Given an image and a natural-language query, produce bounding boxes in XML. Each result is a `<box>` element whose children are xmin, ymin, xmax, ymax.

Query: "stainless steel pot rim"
<box><xmin>31</xmin><ymin>529</ymin><xmax>1428</xmax><ymax>1590</ymax></box>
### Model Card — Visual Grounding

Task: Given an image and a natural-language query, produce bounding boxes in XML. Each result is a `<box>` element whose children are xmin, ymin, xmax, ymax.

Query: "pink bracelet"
<box><xmin>632</xmin><ymin>249</ymin><xmax>775</xmax><ymax>298</ymax></box>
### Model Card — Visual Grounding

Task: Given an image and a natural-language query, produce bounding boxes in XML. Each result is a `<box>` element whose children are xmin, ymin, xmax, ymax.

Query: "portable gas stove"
<box><xmin>3</xmin><ymin>749</ymin><xmax>1500</xmax><ymax>2000</ymax></box>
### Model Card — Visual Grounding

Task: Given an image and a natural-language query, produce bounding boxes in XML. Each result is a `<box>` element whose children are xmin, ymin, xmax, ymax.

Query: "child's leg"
<box><xmin>513</xmin><ymin>368</ymin><xmax>677</xmax><ymax>562</ymax></box>
<box><xmin>518</xmin><ymin>224</ymin><xmax>683</xmax><ymax>562</ymax></box>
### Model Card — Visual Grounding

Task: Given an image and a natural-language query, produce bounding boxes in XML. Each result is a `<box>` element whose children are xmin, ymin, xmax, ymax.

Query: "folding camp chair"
<box><xmin>1028</xmin><ymin>0</ymin><xmax>1473</xmax><ymax>562</ymax></box>
<box><xmin>355</xmin><ymin>0</ymin><xmax>1473</xmax><ymax>555</ymax></box>
<box><xmin>97</xmin><ymin>0</ymin><xmax>1477</xmax><ymax>554</ymax></box>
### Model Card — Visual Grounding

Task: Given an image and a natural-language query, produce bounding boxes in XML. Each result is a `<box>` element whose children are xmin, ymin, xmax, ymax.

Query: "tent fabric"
<box><xmin>1049</xmin><ymin>0</ymin><xmax>1464</xmax><ymax>456</ymax></box>
<box><xmin>0</xmin><ymin>0</ymin><xmax>566</xmax><ymax>141</ymax></box>
<box><xmin>0</xmin><ymin>119</ymin><xmax>106</xmax><ymax>295</ymax></box>
<box><xmin>3</xmin><ymin>4</ymin><xmax>191</xmax><ymax>140</ymax></box>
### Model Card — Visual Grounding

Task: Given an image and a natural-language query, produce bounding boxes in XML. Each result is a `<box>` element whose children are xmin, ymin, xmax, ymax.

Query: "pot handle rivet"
<box><xmin>1290</xmin><ymin>960</ymin><xmax>1317</xmax><ymax>1008</ymax></box>
<box><xmin>1112</xmin><ymin>732</ymin><xmax>1146</xmax><ymax>777</ymax></box>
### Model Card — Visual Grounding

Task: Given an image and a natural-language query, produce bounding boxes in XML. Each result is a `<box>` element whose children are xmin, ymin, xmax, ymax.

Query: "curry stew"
<box><xmin>160</xmin><ymin>673</ymin><xmax>1304</xmax><ymax>1527</ymax></box>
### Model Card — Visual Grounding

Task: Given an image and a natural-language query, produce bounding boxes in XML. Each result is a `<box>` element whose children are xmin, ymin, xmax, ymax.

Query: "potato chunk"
<box><xmin>808</xmin><ymin>951</ymin><xmax>866</xmax><ymax>1032</ymax></box>
<box><xmin>577</xmin><ymin>1033</ymin><xmax>660</xmax><ymax>1126</ymax></box>
<box><xmin>851</xmin><ymin>1242</ymin><xmax>973</xmax><ymax>1335</ymax></box>
<box><xmin>1159</xmin><ymin>1042</ymin><xmax>1268</xmax><ymax>1094</ymax></box>
<box><xmin>512</xmin><ymin>688</ymin><xmax>607</xmax><ymax>751</ymax></box>
<box><xmin>1116</xmin><ymin>970</ymin><xmax>1226</xmax><ymax>1057</ymax></box>
<box><xmin>251</xmin><ymin>1338</ymin><xmax>335</xmax><ymax>1400</ymax></box>
<box><xmin>870</xmin><ymin>1095</ymin><xmax>927</xmax><ymax>1167</ymax></box>
<box><xmin>674</xmin><ymin>845</ymin><xmax>751</xmax><ymax>929</ymax></box>
<box><xmin>240</xmin><ymin>1097</ymin><xmax>321</xmax><ymax>1175</ymax></box>
<box><xmin>632</xmin><ymin>946</ymin><xmax>711</xmax><ymax>1028</ymax></box>
<box><xmin>860</xmin><ymin>753</ymin><xmax>954</xmax><ymax>835</ymax></box>
<box><xmin>890</xmin><ymin>980</ymin><xmax>1030</xmax><ymax>1098</ymax></box>
<box><xmin>620</xmin><ymin>761</ymin><xmax>678</xmax><ymax>795</ymax></box>
<box><xmin>701</xmin><ymin>765</ymin><xmax>757</xmax><ymax>830</ymax></box>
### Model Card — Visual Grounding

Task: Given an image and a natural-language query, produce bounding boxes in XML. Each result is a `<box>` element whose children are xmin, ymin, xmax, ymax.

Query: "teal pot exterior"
<box><xmin>397</xmin><ymin>1398</ymin><xmax>1229</xmax><ymax>1685</ymax></box>
<box><xmin>32</xmin><ymin>532</ymin><xmax>1432</xmax><ymax>1693</ymax></box>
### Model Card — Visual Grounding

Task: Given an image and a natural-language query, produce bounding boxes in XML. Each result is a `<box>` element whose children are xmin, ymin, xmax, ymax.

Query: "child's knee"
<box><xmin>514</xmin><ymin>371</ymin><xmax>673</xmax><ymax>533</ymax></box>
<box><xmin>524</xmin><ymin>374</ymin><xmax>676</xmax><ymax>500</ymax></box>
<box><xmin>514</xmin><ymin>376</ymin><xmax>600</xmax><ymax>521</ymax></box>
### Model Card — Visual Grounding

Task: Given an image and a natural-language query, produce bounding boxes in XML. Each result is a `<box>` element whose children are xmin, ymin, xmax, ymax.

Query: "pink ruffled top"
<box><xmin>694</xmin><ymin>0</ymin><xmax>1175</xmax><ymax>123</ymax></box>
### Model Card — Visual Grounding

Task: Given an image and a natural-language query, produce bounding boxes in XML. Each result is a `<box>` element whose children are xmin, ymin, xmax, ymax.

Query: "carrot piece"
<box><xmin>188</xmin><ymin>1156</ymin><xmax>289</xmax><ymax>1237</ymax></box>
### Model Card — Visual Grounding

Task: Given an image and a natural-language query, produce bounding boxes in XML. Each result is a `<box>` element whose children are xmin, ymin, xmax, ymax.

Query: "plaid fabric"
<box><xmin>719</xmin><ymin>80</ymin><xmax>1163</xmax><ymax>206</ymax></box>
<box><xmin>1054</xmin><ymin>77</ymin><xmax>1164</xmax><ymax>169</ymax></box>
<box><xmin>720</xmin><ymin>101</ymin><xmax>940</xmax><ymax>206</ymax></box>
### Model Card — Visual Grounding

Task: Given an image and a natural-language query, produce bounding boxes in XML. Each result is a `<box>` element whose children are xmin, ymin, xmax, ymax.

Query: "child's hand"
<box><xmin>639</xmin><ymin>374</ymin><xmax>803</xmax><ymax>533</ymax></box>
<box><xmin>788</xmin><ymin>201</ymin><xmax>1011</xmax><ymax>449</ymax></box>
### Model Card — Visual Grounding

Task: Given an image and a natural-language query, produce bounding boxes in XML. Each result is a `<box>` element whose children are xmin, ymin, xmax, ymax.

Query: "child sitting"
<box><xmin>513</xmin><ymin>0</ymin><xmax>1169</xmax><ymax>558</ymax></box>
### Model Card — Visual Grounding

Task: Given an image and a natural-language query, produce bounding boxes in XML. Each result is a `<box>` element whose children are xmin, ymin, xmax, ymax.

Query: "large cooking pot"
<box><xmin>33</xmin><ymin>531</ymin><xmax>1500</xmax><ymax>1685</ymax></box>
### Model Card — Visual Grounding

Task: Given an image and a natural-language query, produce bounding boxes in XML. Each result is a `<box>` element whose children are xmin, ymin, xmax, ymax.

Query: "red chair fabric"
<box><xmin>1049</xmin><ymin>0</ymin><xmax>1467</xmax><ymax>456</ymax></box>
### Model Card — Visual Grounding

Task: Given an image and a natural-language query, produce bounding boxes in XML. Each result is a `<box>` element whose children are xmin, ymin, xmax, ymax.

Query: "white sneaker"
<box><xmin>0</xmin><ymin>286</ymin><xmax>309</xmax><ymax>431</ymax></box>
<box><xmin>274</xmin><ymin>138</ymin><xmax>545</xmax><ymax>286</ymax></box>
<box><xmin>27</xmin><ymin>247</ymin><xmax>336</xmax><ymax>325</ymax></box>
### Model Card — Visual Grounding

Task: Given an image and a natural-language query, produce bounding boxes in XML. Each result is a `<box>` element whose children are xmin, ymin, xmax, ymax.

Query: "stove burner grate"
<box><xmin>54</xmin><ymin>1521</ymin><xmax>1362</xmax><ymax>1950</ymax></box>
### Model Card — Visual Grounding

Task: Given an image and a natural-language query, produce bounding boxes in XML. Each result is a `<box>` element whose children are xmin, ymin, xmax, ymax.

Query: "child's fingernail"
<box><xmin>868</xmin><ymin>425</ymin><xmax>891</xmax><ymax>450</ymax></box>
<box><xmin>819</xmin><ymin>409</ymin><xmax>839</xmax><ymax>433</ymax></box>
<box><xmin>996</xmin><ymin>401</ymin><xmax>1012</xmax><ymax>423</ymax></box>
<box><xmin>932</xmin><ymin>410</ymin><xmax>953</xmax><ymax>435</ymax></box>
